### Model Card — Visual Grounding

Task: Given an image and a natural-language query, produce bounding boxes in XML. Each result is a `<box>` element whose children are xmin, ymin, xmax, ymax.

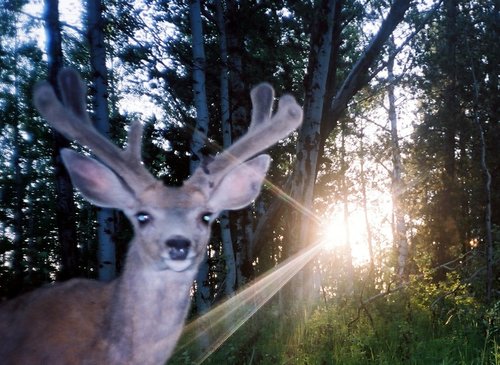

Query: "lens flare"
<box><xmin>172</xmin><ymin>241</ymin><xmax>324</xmax><ymax>364</ymax></box>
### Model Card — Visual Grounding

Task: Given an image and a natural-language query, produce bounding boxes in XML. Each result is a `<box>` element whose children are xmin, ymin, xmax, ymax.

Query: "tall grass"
<box><xmin>169</xmin><ymin>290</ymin><xmax>499</xmax><ymax>365</ymax></box>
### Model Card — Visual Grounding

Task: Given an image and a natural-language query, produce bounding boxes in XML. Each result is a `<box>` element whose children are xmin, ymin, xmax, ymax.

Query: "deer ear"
<box><xmin>61</xmin><ymin>149</ymin><xmax>136</xmax><ymax>209</ymax></box>
<box><xmin>207</xmin><ymin>154</ymin><xmax>270</xmax><ymax>212</ymax></box>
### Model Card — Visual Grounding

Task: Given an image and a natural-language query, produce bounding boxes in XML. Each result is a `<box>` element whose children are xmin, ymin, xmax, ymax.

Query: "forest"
<box><xmin>0</xmin><ymin>0</ymin><xmax>499</xmax><ymax>364</ymax></box>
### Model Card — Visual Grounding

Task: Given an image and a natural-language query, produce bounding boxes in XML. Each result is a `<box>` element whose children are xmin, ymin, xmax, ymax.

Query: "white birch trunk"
<box><xmin>289</xmin><ymin>0</ymin><xmax>335</xmax><ymax>246</ymax></box>
<box><xmin>189</xmin><ymin>0</ymin><xmax>210</xmax><ymax>172</ymax></box>
<box><xmin>359</xmin><ymin>125</ymin><xmax>375</xmax><ymax>276</ymax></box>
<box><xmin>340</xmin><ymin>121</ymin><xmax>354</xmax><ymax>296</ymax></box>
<box><xmin>387</xmin><ymin>47</ymin><xmax>409</xmax><ymax>282</ymax></box>
<box><xmin>88</xmin><ymin>0</ymin><xmax>116</xmax><ymax>282</ymax></box>
<box><xmin>288</xmin><ymin>0</ymin><xmax>335</xmax><ymax>306</ymax></box>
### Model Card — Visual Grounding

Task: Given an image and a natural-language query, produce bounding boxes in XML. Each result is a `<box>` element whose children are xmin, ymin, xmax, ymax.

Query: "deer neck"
<box><xmin>102</xmin><ymin>242</ymin><xmax>197</xmax><ymax>364</ymax></box>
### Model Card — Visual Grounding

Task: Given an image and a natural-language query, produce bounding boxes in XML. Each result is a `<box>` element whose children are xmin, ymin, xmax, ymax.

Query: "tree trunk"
<box><xmin>324</xmin><ymin>0</ymin><xmax>412</xmax><ymax>137</ymax></box>
<box><xmin>434</xmin><ymin>0</ymin><xmax>460</xmax><ymax>282</ymax></box>
<box><xmin>467</xmin><ymin>37</ymin><xmax>494</xmax><ymax>302</ymax></box>
<box><xmin>189</xmin><ymin>0</ymin><xmax>210</xmax><ymax>172</ymax></box>
<box><xmin>340</xmin><ymin>120</ymin><xmax>354</xmax><ymax>296</ymax></box>
<box><xmin>226</xmin><ymin>0</ymin><xmax>255</xmax><ymax>287</ymax></box>
<box><xmin>44</xmin><ymin>0</ymin><xmax>79</xmax><ymax>281</ymax></box>
<box><xmin>87</xmin><ymin>0</ymin><xmax>117</xmax><ymax>282</ymax></box>
<box><xmin>215</xmin><ymin>0</ymin><xmax>236</xmax><ymax>296</ymax></box>
<box><xmin>387</xmin><ymin>41</ymin><xmax>409</xmax><ymax>282</ymax></box>
<box><xmin>290</xmin><ymin>0</ymin><xmax>335</xmax><ymax>248</ymax></box>
<box><xmin>190</xmin><ymin>0</ymin><xmax>212</xmax><ymax>314</ymax></box>
<box><xmin>12</xmin><ymin>120</ymin><xmax>24</xmax><ymax>294</ymax></box>
<box><xmin>286</xmin><ymin>0</ymin><xmax>335</xmax><ymax>307</ymax></box>
<box><xmin>359</xmin><ymin>124</ymin><xmax>375</xmax><ymax>277</ymax></box>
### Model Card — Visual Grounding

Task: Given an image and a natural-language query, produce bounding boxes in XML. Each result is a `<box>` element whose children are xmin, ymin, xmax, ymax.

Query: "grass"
<box><xmin>169</xmin><ymin>291</ymin><xmax>499</xmax><ymax>365</ymax></box>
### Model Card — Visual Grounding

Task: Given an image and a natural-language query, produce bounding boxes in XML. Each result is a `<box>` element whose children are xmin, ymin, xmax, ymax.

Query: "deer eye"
<box><xmin>200</xmin><ymin>212</ymin><xmax>213</xmax><ymax>226</ymax></box>
<box><xmin>135</xmin><ymin>211</ymin><xmax>151</xmax><ymax>226</ymax></box>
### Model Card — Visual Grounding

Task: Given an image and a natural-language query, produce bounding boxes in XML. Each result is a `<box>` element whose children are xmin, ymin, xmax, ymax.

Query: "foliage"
<box><xmin>171</xmin><ymin>288</ymin><xmax>498</xmax><ymax>365</ymax></box>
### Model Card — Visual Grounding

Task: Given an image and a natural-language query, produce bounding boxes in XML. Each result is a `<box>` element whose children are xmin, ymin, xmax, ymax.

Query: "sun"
<box><xmin>319</xmin><ymin>208</ymin><xmax>372</xmax><ymax>266</ymax></box>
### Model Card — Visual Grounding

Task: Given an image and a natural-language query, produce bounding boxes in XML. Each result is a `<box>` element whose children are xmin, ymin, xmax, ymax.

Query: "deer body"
<box><xmin>0</xmin><ymin>267</ymin><xmax>193</xmax><ymax>364</ymax></box>
<box><xmin>0</xmin><ymin>278</ymin><xmax>110</xmax><ymax>364</ymax></box>
<box><xmin>0</xmin><ymin>69</ymin><xmax>302</xmax><ymax>364</ymax></box>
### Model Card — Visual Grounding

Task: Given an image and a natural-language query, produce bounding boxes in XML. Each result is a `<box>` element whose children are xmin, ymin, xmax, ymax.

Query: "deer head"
<box><xmin>34</xmin><ymin>68</ymin><xmax>303</xmax><ymax>275</ymax></box>
<box><xmin>0</xmin><ymin>69</ymin><xmax>302</xmax><ymax>365</ymax></box>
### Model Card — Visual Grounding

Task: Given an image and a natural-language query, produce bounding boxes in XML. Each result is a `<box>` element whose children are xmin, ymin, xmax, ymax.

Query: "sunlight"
<box><xmin>320</xmin><ymin>204</ymin><xmax>389</xmax><ymax>266</ymax></box>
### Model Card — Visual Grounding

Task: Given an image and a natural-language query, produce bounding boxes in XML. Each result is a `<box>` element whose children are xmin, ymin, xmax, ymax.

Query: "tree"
<box><xmin>44</xmin><ymin>0</ymin><xmax>79</xmax><ymax>281</ymax></box>
<box><xmin>189</xmin><ymin>0</ymin><xmax>212</xmax><ymax>314</ymax></box>
<box><xmin>253</xmin><ymin>0</ymin><xmax>413</xmax><ymax>262</ymax></box>
<box><xmin>88</xmin><ymin>0</ymin><xmax>117</xmax><ymax>281</ymax></box>
<box><xmin>214</xmin><ymin>0</ymin><xmax>236</xmax><ymax>297</ymax></box>
<box><xmin>386</xmin><ymin>38</ymin><xmax>409</xmax><ymax>282</ymax></box>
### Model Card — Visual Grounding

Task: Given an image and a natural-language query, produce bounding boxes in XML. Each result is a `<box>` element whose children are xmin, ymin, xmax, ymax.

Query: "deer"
<box><xmin>0</xmin><ymin>68</ymin><xmax>302</xmax><ymax>364</ymax></box>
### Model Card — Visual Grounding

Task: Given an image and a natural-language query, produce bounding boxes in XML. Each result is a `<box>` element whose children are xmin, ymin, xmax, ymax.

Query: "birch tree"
<box><xmin>340</xmin><ymin>120</ymin><xmax>354</xmax><ymax>296</ymax></box>
<box><xmin>386</xmin><ymin>40</ymin><xmax>409</xmax><ymax>282</ymax></box>
<box><xmin>359</xmin><ymin>123</ymin><xmax>375</xmax><ymax>276</ymax></box>
<box><xmin>282</xmin><ymin>0</ymin><xmax>336</xmax><ymax>306</ymax></box>
<box><xmin>87</xmin><ymin>0</ymin><xmax>117</xmax><ymax>281</ymax></box>
<box><xmin>189</xmin><ymin>0</ymin><xmax>211</xmax><ymax>313</ymax></box>
<box><xmin>189</xmin><ymin>0</ymin><xmax>210</xmax><ymax>172</ymax></box>
<box><xmin>289</xmin><ymin>0</ymin><xmax>335</xmax><ymax>251</ymax></box>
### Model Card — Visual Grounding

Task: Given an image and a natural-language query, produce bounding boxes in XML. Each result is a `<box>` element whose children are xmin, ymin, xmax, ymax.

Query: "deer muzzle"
<box><xmin>166</xmin><ymin>237</ymin><xmax>191</xmax><ymax>261</ymax></box>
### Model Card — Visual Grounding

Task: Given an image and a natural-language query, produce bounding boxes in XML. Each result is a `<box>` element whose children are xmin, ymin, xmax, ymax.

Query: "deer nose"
<box><xmin>166</xmin><ymin>237</ymin><xmax>191</xmax><ymax>260</ymax></box>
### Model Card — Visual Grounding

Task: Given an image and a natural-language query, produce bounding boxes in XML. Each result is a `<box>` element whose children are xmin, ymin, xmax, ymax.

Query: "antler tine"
<box><xmin>34</xmin><ymin>68</ymin><xmax>157</xmax><ymax>193</ymax></box>
<box><xmin>248</xmin><ymin>82</ymin><xmax>274</xmax><ymax>131</ymax></box>
<box><xmin>58</xmin><ymin>68</ymin><xmax>89</xmax><ymax>121</ymax></box>
<box><xmin>198</xmin><ymin>84</ymin><xmax>303</xmax><ymax>183</ymax></box>
<box><xmin>125</xmin><ymin>120</ymin><xmax>145</xmax><ymax>163</ymax></box>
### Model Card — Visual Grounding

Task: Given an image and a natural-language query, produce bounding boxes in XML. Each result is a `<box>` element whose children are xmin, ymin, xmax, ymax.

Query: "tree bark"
<box><xmin>359</xmin><ymin>124</ymin><xmax>375</xmax><ymax>277</ymax></box>
<box><xmin>190</xmin><ymin>0</ymin><xmax>212</xmax><ymax>314</ymax></box>
<box><xmin>387</xmin><ymin>40</ymin><xmax>409</xmax><ymax>282</ymax></box>
<box><xmin>285</xmin><ymin>0</ymin><xmax>335</xmax><ymax>308</ymax></box>
<box><xmin>434</xmin><ymin>0</ymin><xmax>460</xmax><ymax>282</ymax></box>
<box><xmin>467</xmin><ymin>37</ymin><xmax>494</xmax><ymax>302</ymax></box>
<box><xmin>215</xmin><ymin>0</ymin><xmax>236</xmax><ymax>296</ymax></box>
<box><xmin>44</xmin><ymin>0</ymin><xmax>79</xmax><ymax>281</ymax></box>
<box><xmin>189</xmin><ymin>0</ymin><xmax>210</xmax><ymax>172</ymax></box>
<box><xmin>340</xmin><ymin>120</ymin><xmax>354</xmax><ymax>296</ymax></box>
<box><xmin>289</xmin><ymin>0</ymin><xmax>335</xmax><ymax>249</ymax></box>
<box><xmin>87</xmin><ymin>0</ymin><xmax>117</xmax><ymax>282</ymax></box>
<box><xmin>225</xmin><ymin>0</ymin><xmax>255</xmax><ymax>287</ymax></box>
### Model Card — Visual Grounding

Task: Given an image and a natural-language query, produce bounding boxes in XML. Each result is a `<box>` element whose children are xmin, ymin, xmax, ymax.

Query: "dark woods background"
<box><xmin>0</xmin><ymin>0</ymin><xmax>499</xmax><ymax>363</ymax></box>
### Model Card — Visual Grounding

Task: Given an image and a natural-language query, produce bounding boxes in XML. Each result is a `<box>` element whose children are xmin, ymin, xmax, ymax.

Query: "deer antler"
<box><xmin>33</xmin><ymin>68</ymin><xmax>158</xmax><ymax>194</ymax></box>
<box><xmin>189</xmin><ymin>83</ymin><xmax>303</xmax><ymax>191</ymax></box>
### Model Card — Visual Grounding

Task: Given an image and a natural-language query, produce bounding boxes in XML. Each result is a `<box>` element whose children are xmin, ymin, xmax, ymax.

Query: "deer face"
<box><xmin>120</xmin><ymin>187</ymin><xmax>211</xmax><ymax>273</ymax></box>
<box><xmin>59</xmin><ymin>149</ymin><xmax>271</xmax><ymax>273</ymax></box>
